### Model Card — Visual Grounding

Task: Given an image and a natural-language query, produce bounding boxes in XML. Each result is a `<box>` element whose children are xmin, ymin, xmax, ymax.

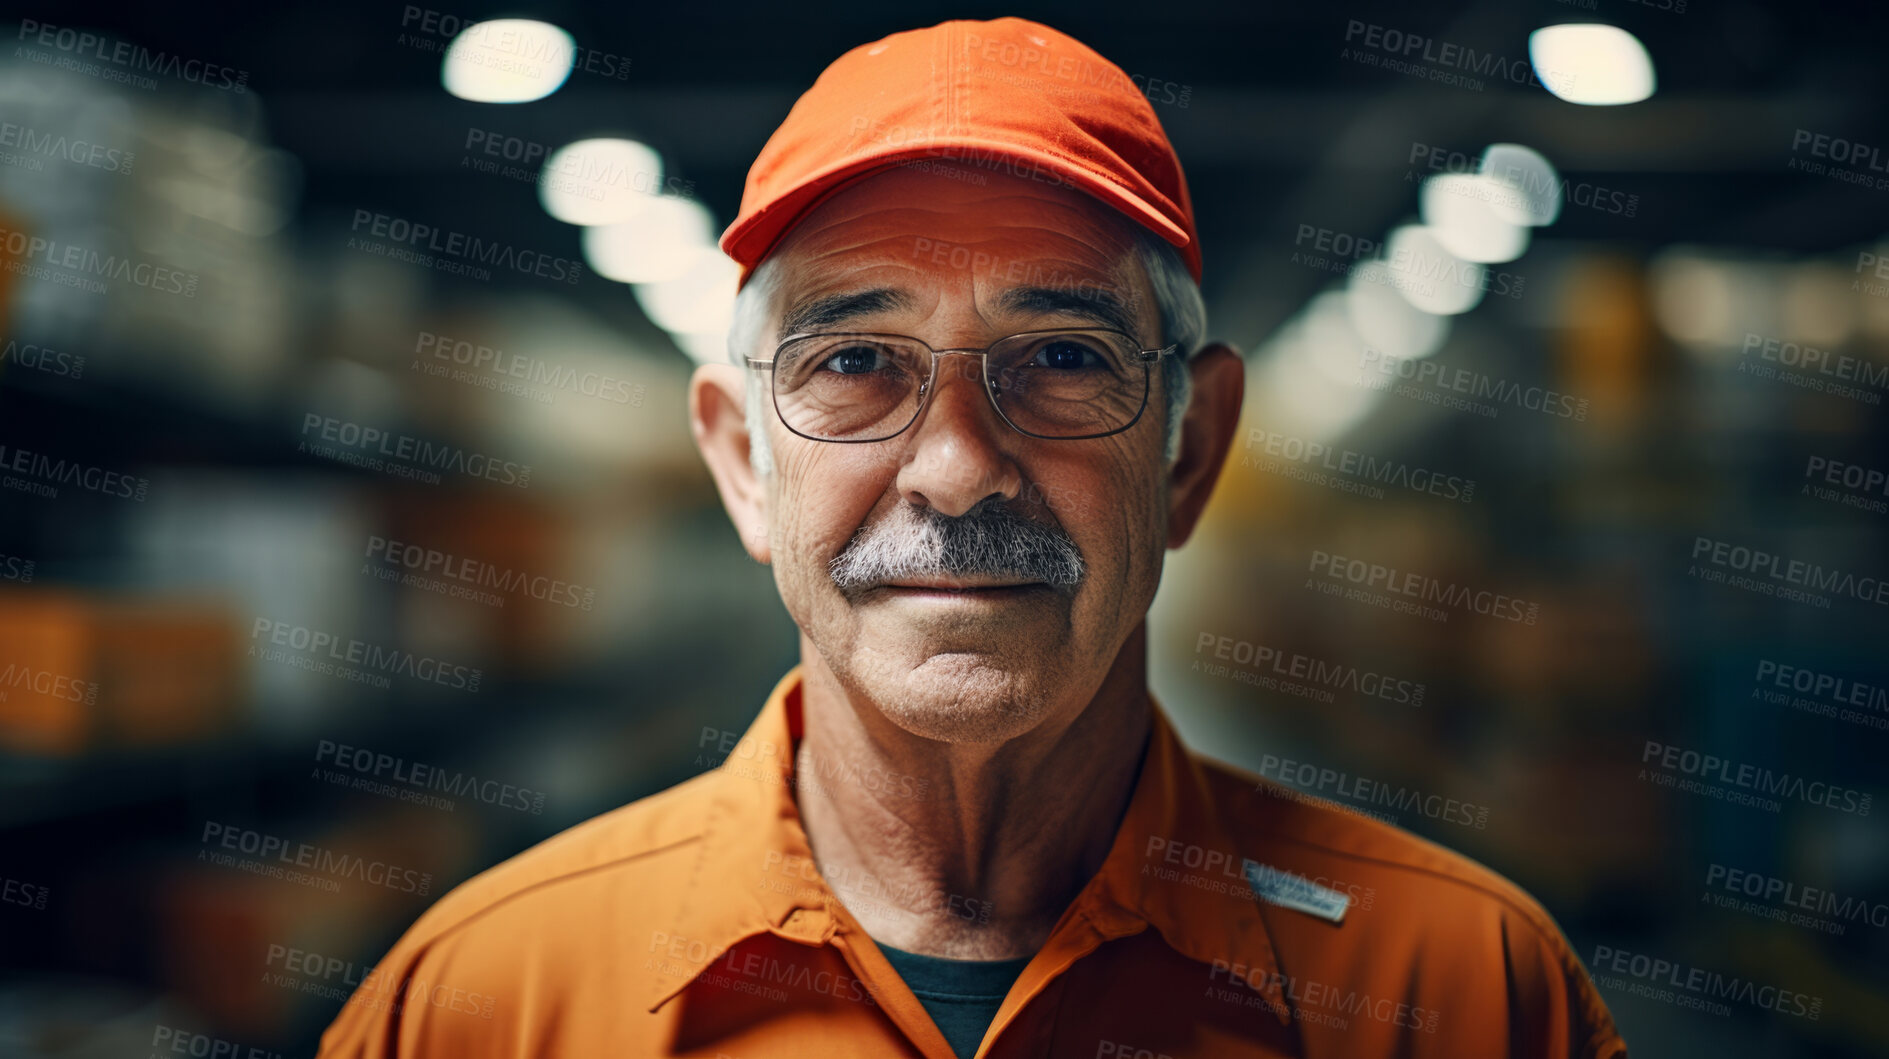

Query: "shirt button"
<box><xmin>778</xmin><ymin>906</ymin><xmax>830</xmax><ymax>943</ymax></box>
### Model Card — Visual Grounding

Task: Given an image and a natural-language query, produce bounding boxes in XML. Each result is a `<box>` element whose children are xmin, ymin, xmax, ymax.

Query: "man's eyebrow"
<box><xmin>996</xmin><ymin>285</ymin><xmax>1142</xmax><ymax>337</ymax></box>
<box><xmin>779</xmin><ymin>288</ymin><xmax>916</xmax><ymax>336</ymax></box>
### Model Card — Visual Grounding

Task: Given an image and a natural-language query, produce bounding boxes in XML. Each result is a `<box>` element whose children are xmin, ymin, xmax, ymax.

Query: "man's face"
<box><xmin>750</xmin><ymin>164</ymin><xmax>1172</xmax><ymax>744</ymax></box>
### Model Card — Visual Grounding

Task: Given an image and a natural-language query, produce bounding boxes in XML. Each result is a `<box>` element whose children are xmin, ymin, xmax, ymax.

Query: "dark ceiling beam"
<box><xmin>264</xmin><ymin>90</ymin><xmax>1864</xmax><ymax>174</ymax></box>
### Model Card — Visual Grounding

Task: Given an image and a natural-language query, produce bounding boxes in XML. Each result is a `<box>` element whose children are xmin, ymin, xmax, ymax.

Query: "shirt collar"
<box><xmin>645</xmin><ymin>667</ymin><xmax>823</xmax><ymax>1012</ymax></box>
<box><xmin>1082</xmin><ymin>685</ymin><xmax>1292</xmax><ymax>1024</ymax></box>
<box><xmin>646</xmin><ymin>666</ymin><xmax>1289</xmax><ymax>1025</ymax></box>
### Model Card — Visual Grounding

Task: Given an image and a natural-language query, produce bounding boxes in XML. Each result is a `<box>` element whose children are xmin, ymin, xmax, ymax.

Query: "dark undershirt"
<box><xmin>875</xmin><ymin>942</ymin><xmax>1035</xmax><ymax>1059</ymax></box>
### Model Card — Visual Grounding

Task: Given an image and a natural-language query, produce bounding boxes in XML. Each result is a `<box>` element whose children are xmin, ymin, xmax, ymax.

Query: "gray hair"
<box><xmin>731</xmin><ymin>226</ymin><xmax>1205</xmax><ymax>476</ymax></box>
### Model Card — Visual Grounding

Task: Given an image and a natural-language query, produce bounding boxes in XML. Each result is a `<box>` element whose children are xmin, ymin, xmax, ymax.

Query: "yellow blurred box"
<box><xmin>0</xmin><ymin>590</ymin><xmax>243</xmax><ymax>755</ymax></box>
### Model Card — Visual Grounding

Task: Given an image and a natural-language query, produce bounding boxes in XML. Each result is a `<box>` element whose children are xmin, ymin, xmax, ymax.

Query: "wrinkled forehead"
<box><xmin>764</xmin><ymin>164</ymin><xmax>1156</xmax><ymax>336</ymax></box>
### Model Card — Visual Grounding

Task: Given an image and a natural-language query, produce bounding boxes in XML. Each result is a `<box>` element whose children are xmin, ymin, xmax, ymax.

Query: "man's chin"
<box><xmin>849</xmin><ymin>649</ymin><xmax>1059</xmax><ymax>745</ymax></box>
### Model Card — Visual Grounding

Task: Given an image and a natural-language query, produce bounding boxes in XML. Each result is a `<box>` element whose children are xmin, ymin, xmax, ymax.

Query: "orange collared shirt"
<box><xmin>318</xmin><ymin>667</ymin><xmax>1627</xmax><ymax>1058</ymax></box>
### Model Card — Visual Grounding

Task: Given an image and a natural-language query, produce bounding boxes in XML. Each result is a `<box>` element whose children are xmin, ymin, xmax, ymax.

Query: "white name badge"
<box><xmin>1244</xmin><ymin>861</ymin><xmax>1350</xmax><ymax>924</ymax></box>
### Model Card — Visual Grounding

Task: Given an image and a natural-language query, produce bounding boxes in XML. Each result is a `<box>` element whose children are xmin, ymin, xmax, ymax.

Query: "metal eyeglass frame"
<box><xmin>743</xmin><ymin>328</ymin><xmax>1183</xmax><ymax>443</ymax></box>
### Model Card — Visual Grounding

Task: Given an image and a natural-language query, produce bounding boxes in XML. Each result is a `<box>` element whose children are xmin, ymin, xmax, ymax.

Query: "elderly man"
<box><xmin>321</xmin><ymin>17</ymin><xmax>1626</xmax><ymax>1059</ymax></box>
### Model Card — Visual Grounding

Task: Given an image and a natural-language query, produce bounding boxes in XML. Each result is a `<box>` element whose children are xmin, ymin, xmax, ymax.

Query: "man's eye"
<box><xmin>820</xmin><ymin>346</ymin><xmax>884</xmax><ymax>374</ymax></box>
<box><xmin>1029</xmin><ymin>341</ymin><xmax>1104</xmax><ymax>370</ymax></box>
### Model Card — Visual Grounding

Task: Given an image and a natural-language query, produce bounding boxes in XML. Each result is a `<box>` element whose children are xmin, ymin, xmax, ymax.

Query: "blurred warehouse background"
<box><xmin>0</xmin><ymin>0</ymin><xmax>1884</xmax><ymax>1056</ymax></box>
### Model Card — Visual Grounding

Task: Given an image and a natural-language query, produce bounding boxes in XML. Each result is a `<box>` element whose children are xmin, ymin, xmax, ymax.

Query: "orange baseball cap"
<box><xmin>719</xmin><ymin>17</ymin><xmax>1201</xmax><ymax>290</ymax></box>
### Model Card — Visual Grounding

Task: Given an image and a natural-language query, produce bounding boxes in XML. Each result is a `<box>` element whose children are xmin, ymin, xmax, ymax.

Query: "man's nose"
<box><xmin>895</xmin><ymin>352</ymin><xmax>1022</xmax><ymax>518</ymax></box>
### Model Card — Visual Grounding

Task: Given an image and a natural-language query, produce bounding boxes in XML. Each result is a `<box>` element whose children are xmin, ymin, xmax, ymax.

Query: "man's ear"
<box><xmin>1165</xmin><ymin>342</ymin><xmax>1245</xmax><ymax>549</ymax></box>
<box><xmin>689</xmin><ymin>362</ymin><xmax>770</xmax><ymax>564</ymax></box>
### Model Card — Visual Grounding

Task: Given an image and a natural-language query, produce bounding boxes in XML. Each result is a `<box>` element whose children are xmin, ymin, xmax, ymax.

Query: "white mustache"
<box><xmin>828</xmin><ymin>499</ymin><xmax>1086</xmax><ymax>595</ymax></box>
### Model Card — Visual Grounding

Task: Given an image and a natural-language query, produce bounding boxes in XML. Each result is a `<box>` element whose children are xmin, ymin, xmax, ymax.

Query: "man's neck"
<box><xmin>792</xmin><ymin>625</ymin><xmax>1154</xmax><ymax>960</ymax></box>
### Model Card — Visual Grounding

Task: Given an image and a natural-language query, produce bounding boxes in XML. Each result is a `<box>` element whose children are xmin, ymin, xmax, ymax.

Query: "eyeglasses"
<box><xmin>744</xmin><ymin>328</ymin><xmax>1182</xmax><ymax>443</ymax></box>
